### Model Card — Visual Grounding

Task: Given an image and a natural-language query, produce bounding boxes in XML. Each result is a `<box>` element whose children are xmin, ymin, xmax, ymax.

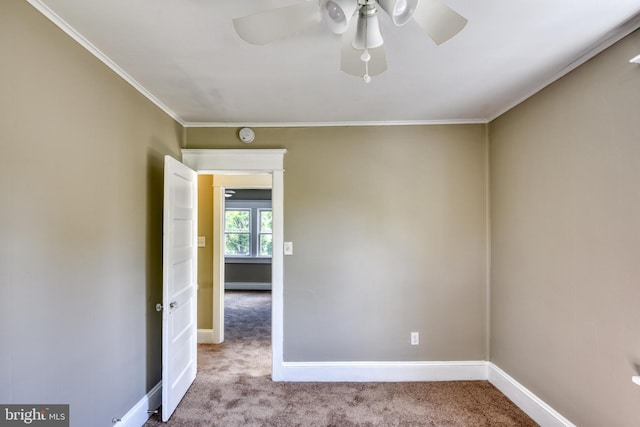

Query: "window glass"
<box><xmin>225</xmin><ymin>209</ymin><xmax>251</xmax><ymax>256</ymax></box>
<box><xmin>258</xmin><ymin>210</ymin><xmax>273</xmax><ymax>257</ymax></box>
<box><xmin>260</xmin><ymin>210</ymin><xmax>272</xmax><ymax>233</ymax></box>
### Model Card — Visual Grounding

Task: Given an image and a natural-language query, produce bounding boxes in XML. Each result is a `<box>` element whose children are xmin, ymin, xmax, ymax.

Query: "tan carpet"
<box><xmin>145</xmin><ymin>291</ymin><xmax>537</xmax><ymax>426</ymax></box>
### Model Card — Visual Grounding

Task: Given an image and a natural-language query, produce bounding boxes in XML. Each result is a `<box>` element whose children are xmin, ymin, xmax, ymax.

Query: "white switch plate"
<box><xmin>284</xmin><ymin>241</ymin><xmax>293</xmax><ymax>255</ymax></box>
<box><xmin>197</xmin><ymin>236</ymin><xmax>206</xmax><ymax>247</ymax></box>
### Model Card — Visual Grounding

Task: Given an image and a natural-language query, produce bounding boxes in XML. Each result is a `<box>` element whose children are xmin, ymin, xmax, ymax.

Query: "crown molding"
<box><xmin>26</xmin><ymin>0</ymin><xmax>186</xmax><ymax>127</ymax></box>
<box><xmin>183</xmin><ymin>118</ymin><xmax>489</xmax><ymax>128</ymax></box>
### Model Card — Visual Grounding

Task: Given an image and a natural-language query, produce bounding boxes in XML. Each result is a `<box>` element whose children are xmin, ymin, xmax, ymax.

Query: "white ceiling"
<box><xmin>30</xmin><ymin>0</ymin><xmax>640</xmax><ymax>126</ymax></box>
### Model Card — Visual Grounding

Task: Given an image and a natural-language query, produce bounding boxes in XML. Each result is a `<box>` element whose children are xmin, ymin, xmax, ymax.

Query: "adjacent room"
<box><xmin>2</xmin><ymin>1</ymin><xmax>640</xmax><ymax>426</ymax></box>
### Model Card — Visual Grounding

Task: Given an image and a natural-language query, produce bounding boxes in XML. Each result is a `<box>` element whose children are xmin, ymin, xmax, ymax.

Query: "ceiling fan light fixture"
<box><xmin>352</xmin><ymin>6</ymin><xmax>384</xmax><ymax>49</ymax></box>
<box><xmin>321</xmin><ymin>0</ymin><xmax>358</xmax><ymax>34</ymax></box>
<box><xmin>378</xmin><ymin>0</ymin><xmax>418</xmax><ymax>26</ymax></box>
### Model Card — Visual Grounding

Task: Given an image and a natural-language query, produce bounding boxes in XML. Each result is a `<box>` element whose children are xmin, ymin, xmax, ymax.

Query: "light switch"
<box><xmin>284</xmin><ymin>241</ymin><xmax>293</xmax><ymax>255</ymax></box>
<box><xmin>197</xmin><ymin>236</ymin><xmax>206</xmax><ymax>247</ymax></box>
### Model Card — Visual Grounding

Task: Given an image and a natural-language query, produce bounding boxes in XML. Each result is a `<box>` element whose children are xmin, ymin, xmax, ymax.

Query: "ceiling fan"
<box><xmin>233</xmin><ymin>0</ymin><xmax>468</xmax><ymax>83</ymax></box>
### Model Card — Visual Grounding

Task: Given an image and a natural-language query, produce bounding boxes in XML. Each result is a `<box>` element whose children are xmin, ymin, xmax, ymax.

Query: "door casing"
<box><xmin>181</xmin><ymin>149</ymin><xmax>286</xmax><ymax>381</ymax></box>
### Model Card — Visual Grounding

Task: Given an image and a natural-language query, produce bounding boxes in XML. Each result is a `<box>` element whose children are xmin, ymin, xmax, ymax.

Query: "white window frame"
<box><xmin>225</xmin><ymin>200</ymin><xmax>272</xmax><ymax>263</ymax></box>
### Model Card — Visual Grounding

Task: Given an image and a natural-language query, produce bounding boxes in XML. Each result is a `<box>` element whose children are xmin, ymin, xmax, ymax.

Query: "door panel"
<box><xmin>162</xmin><ymin>155</ymin><xmax>198</xmax><ymax>422</ymax></box>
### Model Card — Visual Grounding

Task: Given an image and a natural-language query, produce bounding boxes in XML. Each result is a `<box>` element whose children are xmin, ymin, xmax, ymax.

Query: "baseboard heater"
<box><xmin>225</xmin><ymin>282</ymin><xmax>272</xmax><ymax>291</ymax></box>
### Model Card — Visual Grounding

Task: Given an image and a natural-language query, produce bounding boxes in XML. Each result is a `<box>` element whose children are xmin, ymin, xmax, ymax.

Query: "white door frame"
<box><xmin>181</xmin><ymin>149</ymin><xmax>286</xmax><ymax>381</ymax></box>
<box><xmin>211</xmin><ymin>184</ymin><xmax>225</xmax><ymax>344</ymax></box>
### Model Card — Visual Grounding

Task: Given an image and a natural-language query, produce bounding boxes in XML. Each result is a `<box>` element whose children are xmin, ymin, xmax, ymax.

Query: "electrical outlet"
<box><xmin>411</xmin><ymin>332</ymin><xmax>419</xmax><ymax>346</ymax></box>
<box><xmin>197</xmin><ymin>236</ymin><xmax>206</xmax><ymax>247</ymax></box>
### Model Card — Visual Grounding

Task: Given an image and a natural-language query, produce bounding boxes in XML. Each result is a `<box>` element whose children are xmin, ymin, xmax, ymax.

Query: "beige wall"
<box><xmin>0</xmin><ymin>1</ymin><xmax>183</xmax><ymax>425</ymax></box>
<box><xmin>490</xmin><ymin>30</ymin><xmax>640</xmax><ymax>426</ymax></box>
<box><xmin>9</xmin><ymin>0</ymin><xmax>637</xmax><ymax>423</ymax></box>
<box><xmin>187</xmin><ymin>125</ymin><xmax>489</xmax><ymax>361</ymax></box>
<box><xmin>197</xmin><ymin>175</ymin><xmax>214</xmax><ymax>329</ymax></box>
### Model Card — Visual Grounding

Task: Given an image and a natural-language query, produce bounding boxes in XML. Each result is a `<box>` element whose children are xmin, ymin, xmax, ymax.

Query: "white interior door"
<box><xmin>162</xmin><ymin>155</ymin><xmax>198</xmax><ymax>422</ymax></box>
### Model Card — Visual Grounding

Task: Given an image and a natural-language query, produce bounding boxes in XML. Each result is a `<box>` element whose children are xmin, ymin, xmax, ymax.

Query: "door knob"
<box><xmin>156</xmin><ymin>302</ymin><xmax>178</xmax><ymax>311</ymax></box>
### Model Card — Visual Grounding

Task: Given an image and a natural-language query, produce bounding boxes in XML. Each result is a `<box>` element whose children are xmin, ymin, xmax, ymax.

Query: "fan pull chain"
<box><xmin>361</xmin><ymin>4</ymin><xmax>371</xmax><ymax>84</ymax></box>
<box><xmin>361</xmin><ymin>49</ymin><xmax>371</xmax><ymax>83</ymax></box>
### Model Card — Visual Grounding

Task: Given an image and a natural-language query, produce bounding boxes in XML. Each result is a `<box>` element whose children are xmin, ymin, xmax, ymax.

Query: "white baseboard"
<box><xmin>117</xmin><ymin>381</ymin><xmax>161</xmax><ymax>427</ymax></box>
<box><xmin>280</xmin><ymin>360</ymin><xmax>488</xmax><ymax>382</ymax></box>
<box><xmin>197</xmin><ymin>329</ymin><xmax>215</xmax><ymax>344</ymax></box>
<box><xmin>225</xmin><ymin>282</ymin><xmax>272</xmax><ymax>291</ymax></box>
<box><xmin>488</xmin><ymin>363</ymin><xmax>575</xmax><ymax>427</ymax></box>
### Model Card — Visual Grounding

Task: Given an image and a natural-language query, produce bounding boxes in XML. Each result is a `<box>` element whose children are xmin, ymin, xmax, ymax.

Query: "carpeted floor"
<box><xmin>145</xmin><ymin>291</ymin><xmax>537</xmax><ymax>426</ymax></box>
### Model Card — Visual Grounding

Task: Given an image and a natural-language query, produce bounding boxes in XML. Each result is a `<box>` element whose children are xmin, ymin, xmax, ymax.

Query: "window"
<box><xmin>258</xmin><ymin>209</ymin><xmax>272</xmax><ymax>257</ymax></box>
<box><xmin>224</xmin><ymin>209</ymin><xmax>251</xmax><ymax>256</ymax></box>
<box><xmin>225</xmin><ymin>200</ymin><xmax>272</xmax><ymax>259</ymax></box>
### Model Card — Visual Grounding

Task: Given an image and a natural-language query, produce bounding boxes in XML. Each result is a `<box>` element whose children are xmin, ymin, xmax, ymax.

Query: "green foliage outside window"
<box><xmin>260</xmin><ymin>211</ymin><xmax>272</xmax><ymax>232</ymax></box>
<box><xmin>225</xmin><ymin>210</ymin><xmax>250</xmax><ymax>256</ymax></box>
<box><xmin>224</xmin><ymin>207</ymin><xmax>272</xmax><ymax>257</ymax></box>
<box><xmin>259</xmin><ymin>210</ymin><xmax>272</xmax><ymax>256</ymax></box>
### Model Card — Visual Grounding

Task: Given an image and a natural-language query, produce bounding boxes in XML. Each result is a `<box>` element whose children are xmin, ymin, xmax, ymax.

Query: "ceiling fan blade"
<box><xmin>233</xmin><ymin>1</ymin><xmax>320</xmax><ymax>45</ymax></box>
<box><xmin>412</xmin><ymin>0</ymin><xmax>468</xmax><ymax>45</ymax></box>
<box><xmin>340</xmin><ymin>23</ymin><xmax>387</xmax><ymax>78</ymax></box>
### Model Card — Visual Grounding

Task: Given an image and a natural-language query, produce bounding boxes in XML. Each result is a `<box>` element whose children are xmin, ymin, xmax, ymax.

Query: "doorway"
<box><xmin>212</xmin><ymin>176</ymin><xmax>272</xmax><ymax>345</ymax></box>
<box><xmin>182</xmin><ymin>149</ymin><xmax>286</xmax><ymax>381</ymax></box>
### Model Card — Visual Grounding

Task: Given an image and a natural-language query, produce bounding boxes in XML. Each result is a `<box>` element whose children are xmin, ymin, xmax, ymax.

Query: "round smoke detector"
<box><xmin>238</xmin><ymin>127</ymin><xmax>255</xmax><ymax>143</ymax></box>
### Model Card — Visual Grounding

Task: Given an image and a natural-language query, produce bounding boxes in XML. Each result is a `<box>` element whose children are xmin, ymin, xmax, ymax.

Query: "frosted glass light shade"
<box><xmin>352</xmin><ymin>12</ymin><xmax>384</xmax><ymax>49</ymax></box>
<box><xmin>320</xmin><ymin>0</ymin><xmax>358</xmax><ymax>34</ymax></box>
<box><xmin>378</xmin><ymin>0</ymin><xmax>418</xmax><ymax>26</ymax></box>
